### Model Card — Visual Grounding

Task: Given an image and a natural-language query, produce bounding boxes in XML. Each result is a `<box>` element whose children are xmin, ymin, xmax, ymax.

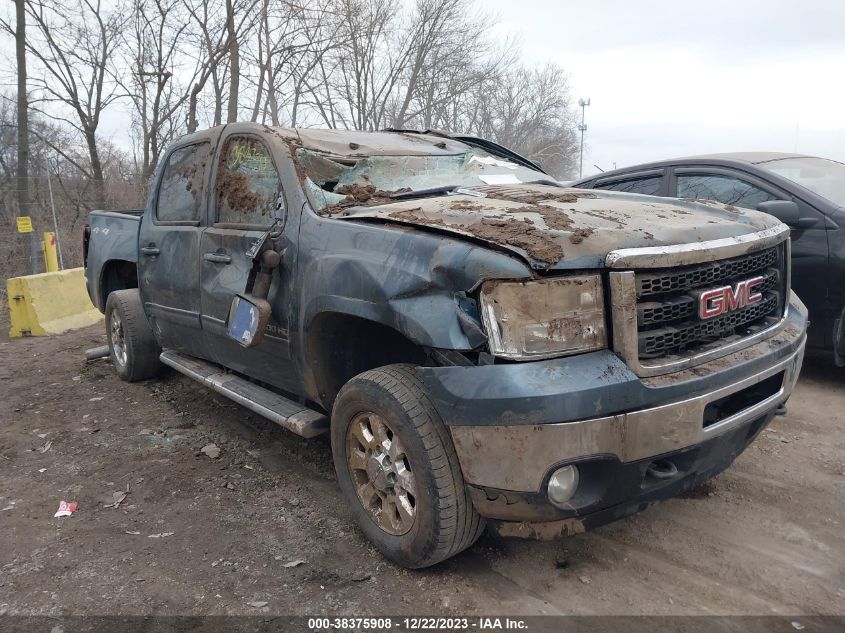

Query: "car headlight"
<box><xmin>479</xmin><ymin>275</ymin><xmax>607</xmax><ymax>360</ymax></box>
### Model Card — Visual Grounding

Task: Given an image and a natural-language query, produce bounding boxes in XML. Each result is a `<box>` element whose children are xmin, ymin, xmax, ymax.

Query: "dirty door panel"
<box><xmin>138</xmin><ymin>142</ymin><xmax>210</xmax><ymax>358</ymax></box>
<box><xmin>200</xmin><ymin>135</ymin><xmax>296</xmax><ymax>390</ymax></box>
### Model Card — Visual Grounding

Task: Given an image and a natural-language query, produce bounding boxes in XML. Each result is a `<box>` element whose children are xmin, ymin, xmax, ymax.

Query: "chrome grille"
<box><xmin>639</xmin><ymin>294</ymin><xmax>779</xmax><ymax>356</ymax></box>
<box><xmin>637</xmin><ymin>269</ymin><xmax>780</xmax><ymax>327</ymax></box>
<box><xmin>636</xmin><ymin>248</ymin><xmax>778</xmax><ymax>297</ymax></box>
<box><xmin>633</xmin><ymin>246</ymin><xmax>786</xmax><ymax>360</ymax></box>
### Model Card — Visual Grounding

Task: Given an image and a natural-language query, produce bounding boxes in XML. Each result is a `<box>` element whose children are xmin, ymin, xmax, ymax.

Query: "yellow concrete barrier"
<box><xmin>6</xmin><ymin>267</ymin><xmax>103</xmax><ymax>337</ymax></box>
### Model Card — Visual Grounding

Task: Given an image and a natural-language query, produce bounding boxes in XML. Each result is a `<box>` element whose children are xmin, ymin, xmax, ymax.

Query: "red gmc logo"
<box><xmin>698</xmin><ymin>276</ymin><xmax>765</xmax><ymax>319</ymax></box>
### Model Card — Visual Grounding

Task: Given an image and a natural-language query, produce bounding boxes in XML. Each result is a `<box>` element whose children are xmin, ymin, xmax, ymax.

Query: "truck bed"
<box><xmin>84</xmin><ymin>209</ymin><xmax>144</xmax><ymax>311</ymax></box>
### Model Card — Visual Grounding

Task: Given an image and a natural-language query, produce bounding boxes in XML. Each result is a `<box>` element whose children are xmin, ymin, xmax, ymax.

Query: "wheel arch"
<box><xmin>306</xmin><ymin>311</ymin><xmax>429</xmax><ymax>411</ymax></box>
<box><xmin>99</xmin><ymin>259</ymin><xmax>138</xmax><ymax>310</ymax></box>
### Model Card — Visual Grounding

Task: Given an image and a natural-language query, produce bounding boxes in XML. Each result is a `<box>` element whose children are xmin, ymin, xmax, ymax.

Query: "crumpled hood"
<box><xmin>332</xmin><ymin>184</ymin><xmax>782</xmax><ymax>269</ymax></box>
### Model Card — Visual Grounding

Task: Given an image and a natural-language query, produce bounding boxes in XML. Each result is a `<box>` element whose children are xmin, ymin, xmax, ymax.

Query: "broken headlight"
<box><xmin>479</xmin><ymin>275</ymin><xmax>607</xmax><ymax>360</ymax></box>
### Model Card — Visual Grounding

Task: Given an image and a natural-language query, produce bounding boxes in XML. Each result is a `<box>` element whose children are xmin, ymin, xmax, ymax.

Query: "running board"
<box><xmin>159</xmin><ymin>350</ymin><xmax>328</xmax><ymax>438</ymax></box>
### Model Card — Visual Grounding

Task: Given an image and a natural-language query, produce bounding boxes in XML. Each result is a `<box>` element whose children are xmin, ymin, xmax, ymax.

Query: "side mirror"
<box><xmin>226</xmin><ymin>249</ymin><xmax>282</xmax><ymax>348</ymax></box>
<box><xmin>756</xmin><ymin>200</ymin><xmax>818</xmax><ymax>229</ymax></box>
<box><xmin>227</xmin><ymin>294</ymin><xmax>271</xmax><ymax>348</ymax></box>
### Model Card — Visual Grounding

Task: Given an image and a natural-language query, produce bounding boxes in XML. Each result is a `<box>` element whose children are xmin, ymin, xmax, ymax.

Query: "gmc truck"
<box><xmin>84</xmin><ymin>123</ymin><xmax>808</xmax><ymax>568</ymax></box>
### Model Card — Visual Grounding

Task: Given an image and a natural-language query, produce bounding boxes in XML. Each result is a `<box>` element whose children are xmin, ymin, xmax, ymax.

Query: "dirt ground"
<box><xmin>1</xmin><ymin>322</ymin><xmax>843</xmax><ymax>617</ymax></box>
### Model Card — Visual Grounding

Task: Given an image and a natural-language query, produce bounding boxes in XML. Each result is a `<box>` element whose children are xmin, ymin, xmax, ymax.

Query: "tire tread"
<box><xmin>341</xmin><ymin>364</ymin><xmax>485</xmax><ymax>566</ymax></box>
<box><xmin>105</xmin><ymin>289</ymin><xmax>162</xmax><ymax>382</ymax></box>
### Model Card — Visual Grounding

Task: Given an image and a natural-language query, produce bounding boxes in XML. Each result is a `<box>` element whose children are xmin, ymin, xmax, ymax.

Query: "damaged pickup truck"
<box><xmin>84</xmin><ymin>122</ymin><xmax>807</xmax><ymax>568</ymax></box>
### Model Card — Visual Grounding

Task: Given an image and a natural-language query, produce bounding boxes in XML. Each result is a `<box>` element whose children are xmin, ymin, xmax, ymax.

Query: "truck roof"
<box><xmin>282</xmin><ymin>128</ymin><xmax>467</xmax><ymax>158</ymax></box>
<box><xmin>185</xmin><ymin>123</ymin><xmax>469</xmax><ymax>158</ymax></box>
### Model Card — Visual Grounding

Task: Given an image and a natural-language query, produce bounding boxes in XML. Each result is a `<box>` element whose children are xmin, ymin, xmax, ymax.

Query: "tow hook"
<box><xmin>646</xmin><ymin>459</ymin><xmax>679</xmax><ymax>480</ymax></box>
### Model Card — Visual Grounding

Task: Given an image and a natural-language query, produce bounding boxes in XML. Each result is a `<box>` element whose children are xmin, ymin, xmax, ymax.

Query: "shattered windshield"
<box><xmin>295</xmin><ymin>147</ymin><xmax>548</xmax><ymax>210</ymax></box>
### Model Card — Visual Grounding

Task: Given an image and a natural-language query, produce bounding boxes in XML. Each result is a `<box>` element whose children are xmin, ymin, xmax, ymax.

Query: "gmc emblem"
<box><xmin>697</xmin><ymin>276</ymin><xmax>764</xmax><ymax>320</ymax></box>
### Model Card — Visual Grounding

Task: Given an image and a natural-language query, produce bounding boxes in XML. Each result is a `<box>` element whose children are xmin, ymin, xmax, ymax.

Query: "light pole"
<box><xmin>578</xmin><ymin>98</ymin><xmax>590</xmax><ymax>179</ymax></box>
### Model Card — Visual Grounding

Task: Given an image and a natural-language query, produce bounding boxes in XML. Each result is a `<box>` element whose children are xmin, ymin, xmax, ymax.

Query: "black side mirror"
<box><xmin>756</xmin><ymin>200</ymin><xmax>818</xmax><ymax>229</ymax></box>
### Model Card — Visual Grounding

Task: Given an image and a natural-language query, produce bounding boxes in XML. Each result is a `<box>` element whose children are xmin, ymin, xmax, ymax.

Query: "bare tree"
<box><xmin>224</xmin><ymin>0</ymin><xmax>239</xmax><ymax>122</ymax></box>
<box><xmin>179</xmin><ymin>0</ymin><xmax>258</xmax><ymax>132</ymax></box>
<box><xmin>1</xmin><ymin>0</ymin><xmax>126</xmax><ymax>209</ymax></box>
<box><xmin>389</xmin><ymin>0</ymin><xmax>504</xmax><ymax>129</ymax></box>
<box><xmin>320</xmin><ymin>0</ymin><xmax>413</xmax><ymax>130</ymax></box>
<box><xmin>0</xmin><ymin>0</ymin><xmax>582</xmax><ymax>240</ymax></box>
<box><xmin>291</xmin><ymin>0</ymin><xmax>515</xmax><ymax>136</ymax></box>
<box><xmin>0</xmin><ymin>94</ymin><xmax>146</xmax><ymax>280</ymax></box>
<box><xmin>119</xmin><ymin>0</ymin><xmax>195</xmax><ymax>180</ymax></box>
<box><xmin>465</xmin><ymin>64</ymin><xmax>579</xmax><ymax>178</ymax></box>
<box><xmin>240</xmin><ymin>0</ymin><xmax>343</xmax><ymax>126</ymax></box>
<box><xmin>181</xmin><ymin>0</ymin><xmax>226</xmax><ymax>132</ymax></box>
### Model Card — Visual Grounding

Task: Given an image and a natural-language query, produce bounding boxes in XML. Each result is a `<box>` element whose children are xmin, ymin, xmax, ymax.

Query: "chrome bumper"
<box><xmin>450</xmin><ymin>327</ymin><xmax>806</xmax><ymax>493</ymax></box>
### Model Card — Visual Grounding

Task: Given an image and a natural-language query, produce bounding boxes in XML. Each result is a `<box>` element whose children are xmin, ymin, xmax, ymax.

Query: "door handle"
<box><xmin>204</xmin><ymin>252</ymin><xmax>232</xmax><ymax>264</ymax></box>
<box><xmin>140</xmin><ymin>245</ymin><xmax>160</xmax><ymax>256</ymax></box>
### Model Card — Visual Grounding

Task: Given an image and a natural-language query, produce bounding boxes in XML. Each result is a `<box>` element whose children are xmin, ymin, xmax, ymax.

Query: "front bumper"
<box><xmin>417</xmin><ymin>295</ymin><xmax>807</xmax><ymax>529</ymax></box>
<box><xmin>485</xmin><ymin>409</ymin><xmax>777</xmax><ymax>539</ymax></box>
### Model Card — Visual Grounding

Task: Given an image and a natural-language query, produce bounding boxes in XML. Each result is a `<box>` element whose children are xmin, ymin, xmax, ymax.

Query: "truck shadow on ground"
<box><xmin>797</xmin><ymin>352</ymin><xmax>845</xmax><ymax>387</ymax></box>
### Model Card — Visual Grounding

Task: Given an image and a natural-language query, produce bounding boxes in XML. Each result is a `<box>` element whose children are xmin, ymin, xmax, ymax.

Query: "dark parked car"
<box><xmin>573</xmin><ymin>152</ymin><xmax>845</xmax><ymax>362</ymax></box>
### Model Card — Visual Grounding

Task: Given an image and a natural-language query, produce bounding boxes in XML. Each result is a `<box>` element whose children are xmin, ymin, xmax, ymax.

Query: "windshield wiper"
<box><xmin>390</xmin><ymin>181</ymin><xmax>561</xmax><ymax>202</ymax></box>
<box><xmin>390</xmin><ymin>185</ymin><xmax>486</xmax><ymax>201</ymax></box>
<box><xmin>383</xmin><ymin>128</ymin><xmax>548</xmax><ymax>174</ymax></box>
<box><xmin>523</xmin><ymin>178</ymin><xmax>565</xmax><ymax>187</ymax></box>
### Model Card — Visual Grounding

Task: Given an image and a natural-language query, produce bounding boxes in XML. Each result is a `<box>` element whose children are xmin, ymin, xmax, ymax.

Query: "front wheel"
<box><xmin>105</xmin><ymin>289</ymin><xmax>162</xmax><ymax>382</ymax></box>
<box><xmin>331</xmin><ymin>364</ymin><xmax>485</xmax><ymax>568</ymax></box>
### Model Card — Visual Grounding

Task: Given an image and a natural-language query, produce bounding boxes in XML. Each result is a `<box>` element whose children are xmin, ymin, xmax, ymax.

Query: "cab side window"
<box><xmin>677</xmin><ymin>174</ymin><xmax>778</xmax><ymax>208</ymax></box>
<box><xmin>593</xmin><ymin>176</ymin><xmax>662</xmax><ymax>196</ymax></box>
<box><xmin>157</xmin><ymin>143</ymin><xmax>208</xmax><ymax>222</ymax></box>
<box><xmin>215</xmin><ymin>136</ymin><xmax>282</xmax><ymax>226</ymax></box>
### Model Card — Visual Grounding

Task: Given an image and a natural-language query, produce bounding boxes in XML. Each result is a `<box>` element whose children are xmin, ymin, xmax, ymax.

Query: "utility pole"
<box><xmin>578</xmin><ymin>98</ymin><xmax>590</xmax><ymax>179</ymax></box>
<box><xmin>15</xmin><ymin>0</ymin><xmax>40</xmax><ymax>274</ymax></box>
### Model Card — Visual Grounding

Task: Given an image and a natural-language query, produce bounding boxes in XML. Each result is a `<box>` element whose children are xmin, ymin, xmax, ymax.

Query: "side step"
<box><xmin>159</xmin><ymin>350</ymin><xmax>329</xmax><ymax>438</ymax></box>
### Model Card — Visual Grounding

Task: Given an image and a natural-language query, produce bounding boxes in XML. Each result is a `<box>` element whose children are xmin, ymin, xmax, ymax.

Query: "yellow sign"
<box><xmin>16</xmin><ymin>216</ymin><xmax>34</xmax><ymax>233</ymax></box>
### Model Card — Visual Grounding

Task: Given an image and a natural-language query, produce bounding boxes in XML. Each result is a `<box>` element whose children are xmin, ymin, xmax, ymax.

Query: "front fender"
<box><xmin>293</xmin><ymin>211</ymin><xmax>532</xmax><ymax>356</ymax></box>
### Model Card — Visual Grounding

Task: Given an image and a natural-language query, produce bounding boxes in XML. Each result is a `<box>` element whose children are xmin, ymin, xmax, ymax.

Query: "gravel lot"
<box><xmin>1</xmin><ymin>323</ymin><xmax>843</xmax><ymax>617</ymax></box>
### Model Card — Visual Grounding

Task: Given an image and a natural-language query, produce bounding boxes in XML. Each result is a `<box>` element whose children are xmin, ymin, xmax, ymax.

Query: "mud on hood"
<box><xmin>329</xmin><ymin>184</ymin><xmax>782</xmax><ymax>270</ymax></box>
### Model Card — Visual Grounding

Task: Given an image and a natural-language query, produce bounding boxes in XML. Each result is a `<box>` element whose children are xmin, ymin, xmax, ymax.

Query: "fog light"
<box><xmin>548</xmin><ymin>465</ymin><xmax>580</xmax><ymax>506</ymax></box>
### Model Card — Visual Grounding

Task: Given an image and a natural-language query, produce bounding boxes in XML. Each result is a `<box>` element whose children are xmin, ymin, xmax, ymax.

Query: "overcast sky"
<box><xmin>487</xmin><ymin>0</ymin><xmax>845</xmax><ymax>177</ymax></box>
<box><xmin>83</xmin><ymin>0</ymin><xmax>845</xmax><ymax>178</ymax></box>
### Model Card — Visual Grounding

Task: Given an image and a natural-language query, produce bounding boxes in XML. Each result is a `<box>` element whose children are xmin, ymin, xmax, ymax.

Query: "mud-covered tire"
<box><xmin>331</xmin><ymin>364</ymin><xmax>485</xmax><ymax>568</ymax></box>
<box><xmin>105</xmin><ymin>289</ymin><xmax>162</xmax><ymax>382</ymax></box>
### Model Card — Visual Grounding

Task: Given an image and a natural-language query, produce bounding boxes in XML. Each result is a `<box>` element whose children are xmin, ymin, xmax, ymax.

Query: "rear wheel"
<box><xmin>105</xmin><ymin>289</ymin><xmax>162</xmax><ymax>382</ymax></box>
<box><xmin>331</xmin><ymin>364</ymin><xmax>485</xmax><ymax>568</ymax></box>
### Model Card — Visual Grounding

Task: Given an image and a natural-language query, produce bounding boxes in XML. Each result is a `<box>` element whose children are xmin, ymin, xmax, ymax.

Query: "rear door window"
<box><xmin>676</xmin><ymin>174</ymin><xmax>779</xmax><ymax>208</ymax></box>
<box><xmin>593</xmin><ymin>176</ymin><xmax>662</xmax><ymax>195</ymax></box>
<box><xmin>156</xmin><ymin>143</ymin><xmax>209</xmax><ymax>222</ymax></box>
<box><xmin>214</xmin><ymin>136</ymin><xmax>281</xmax><ymax>227</ymax></box>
